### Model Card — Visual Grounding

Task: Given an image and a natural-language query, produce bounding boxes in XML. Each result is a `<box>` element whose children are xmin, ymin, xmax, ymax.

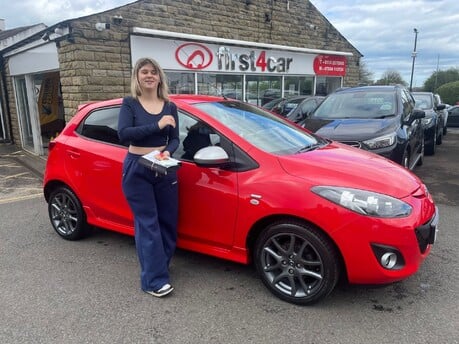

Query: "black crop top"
<box><xmin>118</xmin><ymin>96</ymin><xmax>179</xmax><ymax>154</ymax></box>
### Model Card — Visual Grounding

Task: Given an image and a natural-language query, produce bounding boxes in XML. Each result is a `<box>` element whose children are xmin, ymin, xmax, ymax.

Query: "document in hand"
<box><xmin>138</xmin><ymin>150</ymin><xmax>182</xmax><ymax>175</ymax></box>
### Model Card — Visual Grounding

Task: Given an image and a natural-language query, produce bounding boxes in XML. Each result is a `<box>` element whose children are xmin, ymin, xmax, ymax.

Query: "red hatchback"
<box><xmin>43</xmin><ymin>95</ymin><xmax>438</xmax><ymax>305</ymax></box>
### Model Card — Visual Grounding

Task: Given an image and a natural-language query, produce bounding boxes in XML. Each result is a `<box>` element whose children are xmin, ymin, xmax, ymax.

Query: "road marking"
<box><xmin>0</xmin><ymin>193</ymin><xmax>43</xmax><ymax>204</ymax></box>
<box><xmin>3</xmin><ymin>172</ymin><xmax>30</xmax><ymax>179</ymax></box>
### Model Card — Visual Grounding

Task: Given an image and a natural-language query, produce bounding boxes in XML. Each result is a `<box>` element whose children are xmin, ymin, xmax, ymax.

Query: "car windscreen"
<box><xmin>194</xmin><ymin>101</ymin><xmax>325</xmax><ymax>155</ymax></box>
<box><xmin>312</xmin><ymin>90</ymin><xmax>396</xmax><ymax>119</ymax></box>
<box><xmin>412</xmin><ymin>94</ymin><xmax>433</xmax><ymax>110</ymax></box>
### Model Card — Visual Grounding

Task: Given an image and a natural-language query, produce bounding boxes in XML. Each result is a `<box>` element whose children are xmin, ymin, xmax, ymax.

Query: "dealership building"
<box><xmin>0</xmin><ymin>0</ymin><xmax>362</xmax><ymax>156</ymax></box>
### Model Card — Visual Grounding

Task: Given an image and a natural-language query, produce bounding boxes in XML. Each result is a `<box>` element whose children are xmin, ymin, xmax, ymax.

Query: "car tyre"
<box><xmin>425</xmin><ymin>134</ymin><xmax>436</xmax><ymax>156</ymax></box>
<box><xmin>402</xmin><ymin>149</ymin><xmax>410</xmax><ymax>169</ymax></box>
<box><xmin>48</xmin><ymin>186</ymin><xmax>90</xmax><ymax>240</ymax></box>
<box><xmin>254</xmin><ymin>220</ymin><xmax>340</xmax><ymax>305</ymax></box>
<box><xmin>437</xmin><ymin>130</ymin><xmax>443</xmax><ymax>145</ymax></box>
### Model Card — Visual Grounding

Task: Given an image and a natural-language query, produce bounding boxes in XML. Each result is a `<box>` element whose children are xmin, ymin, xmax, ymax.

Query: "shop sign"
<box><xmin>313</xmin><ymin>55</ymin><xmax>346</xmax><ymax>76</ymax></box>
<box><xmin>215</xmin><ymin>46</ymin><xmax>293</xmax><ymax>73</ymax></box>
<box><xmin>175</xmin><ymin>43</ymin><xmax>213</xmax><ymax>69</ymax></box>
<box><xmin>174</xmin><ymin>43</ymin><xmax>293</xmax><ymax>73</ymax></box>
<box><xmin>132</xmin><ymin>35</ymin><xmax>317</xmax><ymax>74</ymax></box>
<box><xmin>38</xmin><ymin>73</ymin><xmax>60</xmax><ymax>126</ymax></box>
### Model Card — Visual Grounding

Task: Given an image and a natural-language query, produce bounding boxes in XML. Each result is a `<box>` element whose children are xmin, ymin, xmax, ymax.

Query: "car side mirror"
<box><xmin>193</xmin><ymin>146</ymin><xmax>229</xmax><ymax>167</ymax></box>
<box><xmin>436</xmin><ymin>104</ymin><xmax>446</xmax><ymax>111</ymax></box>
<box><xmin>408</xmin><ymin>109</ymin><xmax>425</xmax><ymax>124</ymax></box>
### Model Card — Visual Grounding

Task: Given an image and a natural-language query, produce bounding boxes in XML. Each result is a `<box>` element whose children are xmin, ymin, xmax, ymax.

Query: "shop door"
<box><xmin>14</xmin><ymin>76</ymin><xmax>43</xmax><ymax>155</ymax></box>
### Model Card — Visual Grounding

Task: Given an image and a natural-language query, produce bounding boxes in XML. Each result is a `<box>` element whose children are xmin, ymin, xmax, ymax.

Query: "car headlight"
<box><xmin>422</xmin><ymin>117</ymin><xmax>433</xmax><ymax>126</ymax></box>
<box><xmin>362</xmin><ymin>133</ymin><xmax>396</xmax><ymax>149</ymax></box>
<box><xmin>311</xmin><ymin>186</ymin><xmax>412</xmax><ymax>218</ymax></box>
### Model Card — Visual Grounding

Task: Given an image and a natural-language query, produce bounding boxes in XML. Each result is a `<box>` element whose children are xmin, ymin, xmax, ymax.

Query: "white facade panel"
<box><xmin>9</xmin><ymin>43</ymin><xmax>59</xmax><ymax>76</ymax></box>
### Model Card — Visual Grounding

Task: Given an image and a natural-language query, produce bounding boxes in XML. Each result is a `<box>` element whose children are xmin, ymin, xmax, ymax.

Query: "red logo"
<box><xmin>175</xmin><ymin>43</ymin><xmax>213</xmax><ymax>70</ymax></box>
<box><xmin>313</xmin><ymin>55</ymin><xmax>347</xmax><ymax>76</ymax></box>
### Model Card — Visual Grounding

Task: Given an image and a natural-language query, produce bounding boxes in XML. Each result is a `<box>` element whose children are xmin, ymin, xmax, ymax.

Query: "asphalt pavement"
<box><xmin>0</xmin><ymin>144</ymin><xmax>45</xmax><ymax>204</ymax></box>
<box><xmin>0</xmin><ymin>131</ymin><xmax>458</xmax><ymax>343</ymax></box>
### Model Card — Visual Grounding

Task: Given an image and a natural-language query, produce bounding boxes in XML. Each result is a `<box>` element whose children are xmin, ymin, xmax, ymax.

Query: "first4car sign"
<box><xmin>131</xmin><ymin>35</ymin><xmax>347</xmax><ymax>76</ymax></box>
<box><xmin>215</xmin><ymin>46</ymin><xmax>293</xmax><ymax>73</ymax></box>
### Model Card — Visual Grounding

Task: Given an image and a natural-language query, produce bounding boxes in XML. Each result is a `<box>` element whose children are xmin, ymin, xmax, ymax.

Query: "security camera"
<box><xmin>95</xmin><ymin>22</ymin><xmax>110</xmax><ymax>31</ymax></box>
<box><xmin>41</xmin><ymin>32</ymin><xmax>50</xmax><ymax>41</ymax></box>
<box><xmin>112</xmin><ymin>15</ymin><xmax>123</xmax><ymax>25</ymax></box>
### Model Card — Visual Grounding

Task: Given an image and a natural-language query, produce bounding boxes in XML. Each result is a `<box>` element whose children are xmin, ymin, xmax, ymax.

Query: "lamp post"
<box><xmin>409</xmin><ymin>28</ymin><xmax>418</xmax><ymax>91</ymax></box>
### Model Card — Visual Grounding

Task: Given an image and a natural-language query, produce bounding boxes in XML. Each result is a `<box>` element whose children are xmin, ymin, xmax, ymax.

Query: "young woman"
<box><xmin>118</xmin><ymin>57</ymin><xmax>179</xmax><ymax>297</ymax></box>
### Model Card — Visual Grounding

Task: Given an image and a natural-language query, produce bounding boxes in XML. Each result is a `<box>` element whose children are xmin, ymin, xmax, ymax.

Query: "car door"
<box><xmin>174</xmin><ymin>112</ymin><xmax>239</xmax><ymax>248</ymax></box>
<box><xmin>448</xmin><ymin>106</ymin><xmax>459</xmax><ymax>126</ymax></box>
<box><xmin>65</xmin><ymin>105</ymin><xmax>133</xmax><ymax>230</ymax></box>
<box><xmin>402</xmin><ymin>89</ymin><xmax>423</xmax><ymax>159</ymax></box>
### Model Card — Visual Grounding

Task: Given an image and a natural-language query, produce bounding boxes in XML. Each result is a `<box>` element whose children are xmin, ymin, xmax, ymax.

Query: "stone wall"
<box><xmin>55</xmin><ymin>0</ymin><xmax>361</xmax><ymax>117</ymax></box>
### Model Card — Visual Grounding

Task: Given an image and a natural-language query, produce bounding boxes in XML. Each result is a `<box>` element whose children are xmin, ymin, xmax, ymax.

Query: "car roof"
<box><xmin>77</xmin><ymin>94</ymin><xmax>228</xmax><ymax>110</ymax></box>
<box><xmin>336</xmin><ymin>85</ymin><xmax>401</xmax><ymax>93</ymax></box>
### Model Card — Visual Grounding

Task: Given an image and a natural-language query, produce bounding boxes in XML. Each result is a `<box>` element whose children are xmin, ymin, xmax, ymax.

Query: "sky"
<box><xmin>1</xmin><ymin>0</ymin><xmax>458</xmax><ymax>87</ymax></box>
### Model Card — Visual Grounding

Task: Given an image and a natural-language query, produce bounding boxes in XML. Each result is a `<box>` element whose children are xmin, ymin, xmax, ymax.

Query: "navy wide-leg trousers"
<box><xmin>122</xmin><ymin>152</ymin><xmax>178</xmax><ymax>292</ymax></box>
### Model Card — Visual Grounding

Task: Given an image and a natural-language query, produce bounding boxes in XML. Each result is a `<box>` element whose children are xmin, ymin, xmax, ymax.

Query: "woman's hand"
<box><xmin>158</xmin><ymin>115</ymin><xmax>176</xmax><ymax>129</ymax></box>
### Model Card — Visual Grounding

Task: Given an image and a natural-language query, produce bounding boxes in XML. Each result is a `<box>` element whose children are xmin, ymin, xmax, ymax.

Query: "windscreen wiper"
<box><xmin>296</xmin><ymin>143</ymin><xmax>322</xmax><ymax>153</ymax></box>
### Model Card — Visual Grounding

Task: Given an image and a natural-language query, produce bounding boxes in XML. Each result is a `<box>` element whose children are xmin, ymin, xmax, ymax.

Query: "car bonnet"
<box><xmin>276</xmin><ymin>142</ymin><xmax>422</xmax><ymax>198</ymax></box>
<box><xmin>303</xmin><ymin>117</ymin><xmax>398</xmax><ymax>141</ymax></box>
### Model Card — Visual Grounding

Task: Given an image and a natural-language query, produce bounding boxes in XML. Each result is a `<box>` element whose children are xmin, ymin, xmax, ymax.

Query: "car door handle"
<box><xmin>67</xmin><ymin>149</ymin><xmax>81</xmax><ymax>159</ymax></box>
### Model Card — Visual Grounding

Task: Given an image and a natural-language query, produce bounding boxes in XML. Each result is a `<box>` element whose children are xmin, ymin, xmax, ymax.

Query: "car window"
<box><xmin>194</xmin><ymin>101</ymin><xmax>322</xmax><ymax>155</ymax></box>
<box><xmin>313</xmin><ymin>91</ymin><xmax>395</xmax><ymax>119</ymax></box>
<box><xmin>77</xmin><ymin>106</ymin><xmax>125</xmax><ymax>146</ymax></box>
<box><xmin>413</xmin><ymin>94</ymin><xmax>433</xmax><ymax>110</ymax></box>
<box><xmin>401</xmin><ymin>89</ymin><xmax>414</xmax><ymax>121</ymax></box>
<box><xmin>176</xmin><ymin>111</ymin><xmax>220</xmax><ymax>160</ymax></box>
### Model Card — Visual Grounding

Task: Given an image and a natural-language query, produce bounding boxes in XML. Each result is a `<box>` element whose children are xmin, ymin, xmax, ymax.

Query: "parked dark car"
<box><xmin>447</xmin><ymin>105</ymin><xmax>459</xmax><ymax>127</ymax></box>
<box><xmin>434</xmin><ymin>94</ymin><xmax>448</xmax><ymax>135</ymax></box>
<box><xmin>260</xmin><ymin>89</ymin><xmax>281</xmax><ymax>106</ymax></box>
<box><xmin>412</xmin><ymin>92</ymin><xmax>445</xmax><ymax>155</ymax></box>
<box><xmin>267</xmin><ymin>95</ymin><xmax>314</xmax><ymax>117</ymax></box>
<box><xmin>262</xmin><ymin>97</ymin><xmax>285</xmax><ymax>111</ymax></box>
<box><xmin>285</xmin><ymin>96</ymin><xmax>325</xmax><ymax>123</ymax></box>
<box><xmin>300</xmin><ymin>85</ymin><xmax>425</xmax><ymax>170</ymax></box>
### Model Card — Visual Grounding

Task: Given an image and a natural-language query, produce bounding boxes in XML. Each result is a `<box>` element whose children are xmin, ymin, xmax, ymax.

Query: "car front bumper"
<box><xmin>327</xmin><ymin>194</ymin><xmax>438</xmax><ymax>285</ymax></box>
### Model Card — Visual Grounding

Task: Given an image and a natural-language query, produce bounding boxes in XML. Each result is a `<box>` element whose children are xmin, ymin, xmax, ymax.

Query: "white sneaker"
<box><xmin>145</xmin><ymin>284</ymin><xmax>174</xmax><ymax>297</ymax></box>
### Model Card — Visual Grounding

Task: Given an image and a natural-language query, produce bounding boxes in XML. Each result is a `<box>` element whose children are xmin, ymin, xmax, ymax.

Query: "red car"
<box><xmin>44</xmin><ymin>95</ymin><xmax>438</xmax><ymax>305</ymax></box>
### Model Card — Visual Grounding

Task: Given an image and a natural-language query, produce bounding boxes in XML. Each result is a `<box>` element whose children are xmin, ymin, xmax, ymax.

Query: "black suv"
<box><xmin>412</xmin><ymin>92</ymin><xmax>445</xmax><ymax>155</ymax></box>
<box><xmin>300</xmin><ymin>85</ymin><xmax>425</xmax><ymax>170</ymax></box>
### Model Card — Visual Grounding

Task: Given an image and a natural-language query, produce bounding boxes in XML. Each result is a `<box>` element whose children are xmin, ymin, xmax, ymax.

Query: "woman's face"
<box><xmin>137</xmin><ymin>63</ymin><xmax>160</xmax><ymax>91</ymax></box>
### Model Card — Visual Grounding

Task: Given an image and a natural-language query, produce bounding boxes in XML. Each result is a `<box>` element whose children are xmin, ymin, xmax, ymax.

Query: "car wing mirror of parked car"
<box><xmin>409</xmin><ymin>109</ymin><xmax>425</xmax><ymax>123</ymax></box>
<box><xmin>193</xmin><ymin>146</ymin><xmax>230</xmax><ymax>167</ymax></box>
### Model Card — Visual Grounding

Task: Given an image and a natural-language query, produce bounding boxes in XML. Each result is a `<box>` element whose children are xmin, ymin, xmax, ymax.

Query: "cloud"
<box><xmin>1</xmin><ymin>0</ymin><xmax>132</xmax><ymax>28</ymax></box>
<box><xmin>2</xmin><ymin>0</ymin><xmax>458</xmax><ymax>87</ymax></box>
<box><xmin>313</xmin><ymin>0</ymin><xmax>459</xmax><ymax>86</ymax></box>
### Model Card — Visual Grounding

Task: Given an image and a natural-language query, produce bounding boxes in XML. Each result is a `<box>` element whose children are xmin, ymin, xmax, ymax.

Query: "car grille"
<box><xmin>415</xmin><ymin>207</ymin><xmax>439</xmax><ymax>253</ymax></box>
<box><xmin>339</xmin><ymin>141</ymin><xmax>361</xmax><ymax>148</ymax></box>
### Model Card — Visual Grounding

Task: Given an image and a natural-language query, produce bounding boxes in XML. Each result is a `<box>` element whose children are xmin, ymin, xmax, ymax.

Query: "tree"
<box><xmin>436</xmin><ymin>81</ymin><xmax>459</xmax><ymax>105</ymax></box>
<box><xmin>358</xmin><ymin>60</ymin><xmax>374</xmax><ymax>85</ymax></box>
<box><xmin>423</xmin><ymin>67</ymin><xmax>459</xmax><ymax>92</ymax></box>
<box><xmin>374</xmin><ymin>70</ymin><xmax>407</xmax><ymax>86</ymax></box>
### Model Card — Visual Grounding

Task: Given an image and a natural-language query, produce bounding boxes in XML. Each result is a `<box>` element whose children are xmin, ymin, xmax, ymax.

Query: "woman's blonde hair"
<box><xmin>130</xmin><ymin>57</ymin><xmax>170</xmax><ymax>101</ymax></box>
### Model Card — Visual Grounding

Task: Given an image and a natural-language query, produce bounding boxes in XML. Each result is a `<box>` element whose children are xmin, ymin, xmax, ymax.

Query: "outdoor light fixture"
<box><xmin>54</xmin><ymin>27</ymin><xmax>64</xmax><ymax>36</ymax></box>
<box><xmin>409</xmin><ymin>28</ymin><xmax>418</xmax><ymax>91</ymax></box>
<box><xmin>112</xmin><ymin>15</ymin><xmax>123</xmax><ymax>25</ymax></box>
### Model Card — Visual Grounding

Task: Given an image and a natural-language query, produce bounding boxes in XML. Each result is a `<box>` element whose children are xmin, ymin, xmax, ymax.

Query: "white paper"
<box><xmin>141</xmin><ymin>150</ymin><xmax>181</xmax><ymax>168</ymax></box>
